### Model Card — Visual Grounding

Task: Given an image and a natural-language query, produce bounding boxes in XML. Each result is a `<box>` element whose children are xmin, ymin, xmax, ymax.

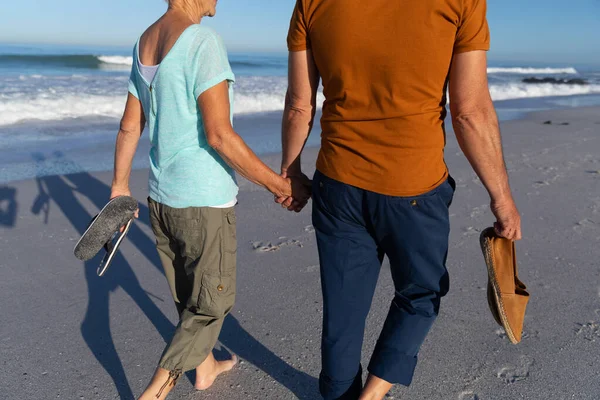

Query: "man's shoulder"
<box><xmin>295</xmin><ymin>0</ymin><xmax>318</xmax><ymax>14</ymax></box>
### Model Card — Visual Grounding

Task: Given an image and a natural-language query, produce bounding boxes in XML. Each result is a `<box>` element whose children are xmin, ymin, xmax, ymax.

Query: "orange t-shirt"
<box><xmin>288</xmin><ymin>0</ymin><xmax>490</xmax><ymax>196</ymax></box>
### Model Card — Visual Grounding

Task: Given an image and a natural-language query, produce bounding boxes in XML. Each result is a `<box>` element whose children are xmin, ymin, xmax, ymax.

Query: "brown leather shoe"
<box><xmin>480</xmin><ymin>227</ymin><xmax>530</xmax><ymax>344</ymax></box>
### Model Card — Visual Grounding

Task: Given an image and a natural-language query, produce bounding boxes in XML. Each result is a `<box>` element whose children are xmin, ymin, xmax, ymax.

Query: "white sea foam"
<box><xmin>234</xmin><ymin>92</ymin><xmax>326</xmax><ymax>115</ymax></box>
<box><xmin>0</xmin><ymin>90</ymin><xmax>327</xmax><ymax>125</ymax></box>
<box><xmin>0</xmin><ymin>95</ymin><xmax>127</xmax><ymax>126</ymax></box>
<box><xmin>97</xmin><ymin>56</ymin><xmax>134</xmax><ymax>66</ymax></box>
<box><xmin>489</xmin><ymin>83</ymin><xmax>600</xmax><ymax>101</ymax></box>
<box><xmin>487</xmin><ymin>67</ymin><xmax>578</xmax><ymax>75</ymax></box>
<box><xmin>1</xmin><ymin>79</ymin><xmax>599</xmax><ymax>126</ymax></box>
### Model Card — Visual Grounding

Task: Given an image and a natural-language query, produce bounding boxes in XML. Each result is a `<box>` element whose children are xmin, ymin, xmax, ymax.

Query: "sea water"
<box><xmin>1</xmin><ymin>43</ymin><xmax>599</xmax><ymax>183</ymax></box>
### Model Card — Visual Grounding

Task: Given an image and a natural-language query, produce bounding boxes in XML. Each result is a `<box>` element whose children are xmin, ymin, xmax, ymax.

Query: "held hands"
<box><xmin>275</xmin><ymin>171</ymin><xmax>312</xmax><ymax>213</ymax></box>
<box><xmin>491</xmin><ymin>196</ymin><xmax>522</xmax><ymax>241</ymax></box>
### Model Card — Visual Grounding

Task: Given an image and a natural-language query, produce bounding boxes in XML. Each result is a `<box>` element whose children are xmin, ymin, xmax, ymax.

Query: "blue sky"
<box><xmin>1</xmin><ymin>0</ymin><xmax>599</xmax><ymax>64</ymax></box>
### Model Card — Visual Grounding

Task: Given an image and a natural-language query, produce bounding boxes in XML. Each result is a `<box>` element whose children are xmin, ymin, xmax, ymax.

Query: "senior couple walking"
<box><xmin>111</xmin><ymin>0</ymin><xmax>522</xmax><ymax>399</ymax></box>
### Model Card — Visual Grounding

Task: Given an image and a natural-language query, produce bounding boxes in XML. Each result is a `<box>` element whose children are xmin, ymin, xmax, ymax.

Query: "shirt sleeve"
<box><xmin>454</xmin><ymin>0</ymin><xmax>490</xmax><ymax>54</ymax></box>
<box><xmin>128</xmin><ymin>47</ymin><xmax>140</xmax><ymax>99</ymax></box>
<box><xmin>287</xmin><ymin>0</ymin><xmax>311</xmax><ymax>52</ymax></box>
<box><xmin>193</xmin><ymin>31</ymin><xmax>236</xmax><ymax>100</ymax></box>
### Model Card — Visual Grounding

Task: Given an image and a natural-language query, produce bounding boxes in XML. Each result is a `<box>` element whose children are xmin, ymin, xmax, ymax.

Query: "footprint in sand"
<box><xmin>496</xmin><ymin>328</ymin><xmax>538</xmax><ymax>341</ymax></box>
<box><xmin>533</xmin><ymin>180</ymin><xmax>550</xmax><ymax>188</ymax></box>
<box><xmin>462</xmin><ymin>362</ymin><xmax>484</xmax><ymax>387</ymax></box>
<box><xmin>252</xmin><ymin>239</ymin><xmax>304</xmax><ymax>253</ymax></box>
<box><xmin>458</xmin><ymin>391</ymin><xmax>480</xmax><ymax>400</ymax></box>
<box><xmin>574</xmin><ymin>310</ymin><xmax>600</xmax><ymax>342</ymax></box>
<box><xmin>591</xmin><ymin>198</ymin><xmax>600</xmax><ymax>215</ymax></box>
<box><xmin>574</xmin><ymin>321</ymin><xmax>600</xmax><ymax>342</ymax></box>
<box><xmin>497</xmin><ymin>356</ymin><xmax>534</xmax><ymax>384</ymax></box>
<box><xmin>470</xmin><ymin>205</ymin><xmax>489</xmax><ymax>219</ymax></box>
<box><xmin>252</xmin><ymin>226</ymin><xmax>316</xmax><ymax>253</ymax></box>
<box><xmin>304</xmin><ymin>225</ymin><xmax>315</xmax><ymax>234</ymax></box>
<box><xmin>537</xmin><ymin>166</ymin><xmax>558</xmax><ymax>174</ymax></box>
<box><xmin>495</xmin><ymin>328</ymin><xmax>508</xmax><ymax>340</ymax></box>
<box><xmin>573</xmin><ymin>219</ymin><xmax>597</xmax><ymax>233</ymax></box>
<box><xmin>462</xmin><ymin>226</ymin><xmax>480</xmax><ymax>237</ymax></box>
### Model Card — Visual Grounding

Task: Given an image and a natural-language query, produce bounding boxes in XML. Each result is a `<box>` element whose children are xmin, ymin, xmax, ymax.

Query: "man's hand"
<box><xmin>275</xmin><ymin>171</ymin><xmax>312</xmax><ymax>213</ymax></box>
<box><xmin>491</xmin><ymin>196</ymin><xmax>522</xmax><ymax>241</ymax></box>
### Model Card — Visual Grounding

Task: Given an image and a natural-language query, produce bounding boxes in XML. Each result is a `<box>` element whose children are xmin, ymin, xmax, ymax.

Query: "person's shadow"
<box><xmin>31</xmin><ymin>152</ymin><xmax>174</xmax><ymax>400</ymax></box>
<box><xmin>31</xmin><ymin>151</ymin><xmax>318</xmax><ymax>399</ymax></box>
<box><xmin>220</xmin><ymin>316</ymin><xmax>319</xmax><ymax>399</ymax></box>
<box><xmin>0</xmin><ymin>186</ymin><xmax>18</xmax><ymax>227</ymax></box>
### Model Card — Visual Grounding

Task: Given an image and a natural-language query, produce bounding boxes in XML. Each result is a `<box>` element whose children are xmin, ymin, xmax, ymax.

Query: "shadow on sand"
<box><xmin>0</xmin><ymin>186</ymin><xmax>18</xmax><ymax>227</ymax></box>
<box><xmin>30</xmin><ymin>152</ymin><xmax>318</xmax><ymax>399</ymax></box>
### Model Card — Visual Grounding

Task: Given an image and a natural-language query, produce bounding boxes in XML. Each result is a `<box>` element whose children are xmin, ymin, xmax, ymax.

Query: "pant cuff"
<box><xmin>367</xmin><ymin>350</ymin><xmax>418</xmax><ymax>387</ymax></box>
<box><xmin>319</xmin><ymin>364</ymin><xmax>363</xmax><ymax>400</ymax></box>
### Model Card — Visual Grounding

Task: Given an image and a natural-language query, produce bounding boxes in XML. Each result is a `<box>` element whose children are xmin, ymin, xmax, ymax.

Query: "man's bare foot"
<box><xmin>195</xmin><ymin>352</ymin><xmax>238</xmax><ymax>391</ymax></box>
<box><xmin>358</xmin><ymin>373</ymin><xmax>393</xmax><ymax>400</ymax></box>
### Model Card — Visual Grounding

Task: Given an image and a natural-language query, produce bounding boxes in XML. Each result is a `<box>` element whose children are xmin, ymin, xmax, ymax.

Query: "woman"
<box><xmin>110</xmin><ymin>0</ymin><xmax>310</xmax><ymax>398</ymax></box>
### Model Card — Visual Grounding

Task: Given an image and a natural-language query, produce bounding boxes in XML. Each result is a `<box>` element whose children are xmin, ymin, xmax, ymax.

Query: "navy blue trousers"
<box><xmin>312</xmin><ymin>170</ymin><xmax>455</xmax><ymax>400</ymax></box>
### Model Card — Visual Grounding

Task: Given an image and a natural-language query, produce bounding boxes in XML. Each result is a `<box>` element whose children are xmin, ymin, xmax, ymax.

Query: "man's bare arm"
<box><xmin>281</xmin><ymin>50</ymin><xmax>320</xmax><ymax>176</ymax></box>
<box><xmin>449</xmin><ymin>51</ymin><xmax>521</xmax><ymax>240</ymax></box>
<box><xmin>278</xmin><ymin>50</ymin><xmax>320</xmax><ymax>210</ymax></box>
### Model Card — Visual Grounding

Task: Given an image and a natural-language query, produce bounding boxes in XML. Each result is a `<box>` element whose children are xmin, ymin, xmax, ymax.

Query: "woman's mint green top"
<box><xmin>128</xmin><ymin>25</ymin><xmax>238</xmax><ymax>208</ymax></box>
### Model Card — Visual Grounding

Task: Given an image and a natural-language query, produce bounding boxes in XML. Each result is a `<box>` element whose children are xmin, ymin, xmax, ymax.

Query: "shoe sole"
<box><xmin>97</xmin><ymin>219</ymin><xmax>133</xmax><ymax>277</ymax></box>
<box><xmin>73</xmin><ymin>196</ymin><xmax>137</xmax><ymax>261</ymax></box>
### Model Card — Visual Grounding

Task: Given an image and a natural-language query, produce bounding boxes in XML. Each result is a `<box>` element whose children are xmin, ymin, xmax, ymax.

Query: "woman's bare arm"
<box><xmin>111</xmin><ymin>93</ymin><xmax>145</xmax><ymax>201</ymax></box>
<box><xmin>198</xmin><ymin>81</ymin><xmax>294</xmax><ymax>199</ymax></box>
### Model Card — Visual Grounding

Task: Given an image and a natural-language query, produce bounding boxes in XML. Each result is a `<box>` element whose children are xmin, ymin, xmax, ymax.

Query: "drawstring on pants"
<box><xmin>156</xmin><ymin>369</ymin><xmax>182</xmax><ymax>399</ymax></box>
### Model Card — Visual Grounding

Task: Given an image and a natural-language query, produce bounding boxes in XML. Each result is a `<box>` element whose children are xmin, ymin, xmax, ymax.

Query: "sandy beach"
<box><xmin>1</xmin><ymin>106</ymin><xmax>599</xmax><ymax>399</ymax></box>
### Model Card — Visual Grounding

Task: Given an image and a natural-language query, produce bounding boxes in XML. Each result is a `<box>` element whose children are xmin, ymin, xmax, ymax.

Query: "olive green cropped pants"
<box><xmin>148</xmin><ymin>198</ymin><xmax>237</xmax><ymax>378</ymax></box>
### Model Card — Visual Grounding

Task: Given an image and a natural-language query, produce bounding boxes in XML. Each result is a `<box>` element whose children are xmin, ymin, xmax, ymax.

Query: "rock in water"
<box><xmin>523</xmin><ymin>77</ymin><xmax>588</xmax><ymax>85</ymax></box>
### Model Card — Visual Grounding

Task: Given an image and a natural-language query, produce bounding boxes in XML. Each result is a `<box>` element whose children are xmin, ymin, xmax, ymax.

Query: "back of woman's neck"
<box><xmin>167</xmin><ymin>5</ymin><xmax>204</xmax><ymax>24</ymax></box>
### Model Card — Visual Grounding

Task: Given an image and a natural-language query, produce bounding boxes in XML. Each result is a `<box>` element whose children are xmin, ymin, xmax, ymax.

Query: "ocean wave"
<box><xmin>234</xmin><ymin>92</ymin><xmax>326</xmax><ymax>115</ymax></box>
<box><xmin>487</xmin><ymin>67</ymin><xmax>578</xmax><ymax>75</ymax></box>
<box><xmin>489</xmin><ymin>83</ymin><xmax>600</xmax><ymax>101</ymax></box>
<box><xmin>97</xmin><ymin>56</ymin><xmax>133</xmax><ymax>66</ymax></box>
<box><xmin>0</xmin><ymin>53</ymin><xmax>286</xmax><ymax>71</ymax></box>
<box><xmin>2</xmin><ymin>81</ymin><xmax>599</xmax><ymax>126</ymax></box>
<box><xmin>230</xmin><ymin>61</ymin><xmax>270</xmax><ymax>69</ymax></box>
<box><xmin>0</xmin><ymin>89</ymin><xmax>315</xmax><ymax>126</ymax></box>
<box><xmin>0</xmin><ymin>54</ymin><xmax>132</xmax><ymax>69</ymax></box>
<box><xmin>0</xmin><ymin>94</ymin><xmax>126</xmax><ymax>126</ymax></box>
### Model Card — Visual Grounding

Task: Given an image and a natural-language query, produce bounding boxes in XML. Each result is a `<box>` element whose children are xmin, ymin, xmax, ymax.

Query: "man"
<box><xmin>278</xmin><ymin>0</ymin><xmax>522</xmax><ymax>399</ymax></box>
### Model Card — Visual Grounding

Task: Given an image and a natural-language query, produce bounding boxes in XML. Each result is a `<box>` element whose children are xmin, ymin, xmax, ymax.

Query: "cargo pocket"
<box><xmin>196</xmin><ymin>272</ymin><xmax>236</xmax><ymax>318</ymax></box>
<box><xmin>221</xmin><ymin>208</ymin><xmax>237</xmax><ymax>276</ymax></box>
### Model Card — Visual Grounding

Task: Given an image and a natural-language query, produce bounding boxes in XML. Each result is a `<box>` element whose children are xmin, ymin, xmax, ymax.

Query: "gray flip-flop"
<box><xmin>74</xmin><ymin>196</ymin><xmax>138</xmax><ymax>276</ymax></box>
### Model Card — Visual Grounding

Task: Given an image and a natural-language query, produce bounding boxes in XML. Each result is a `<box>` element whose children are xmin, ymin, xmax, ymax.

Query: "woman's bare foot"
<box><xmin>139</xmin><ymin>367</ymin><xmax>180</xmax><ymax>400</ymax></box>
<box><xmin>195</xmin><ymin>352</ymin><xmax>238</xmax><ymax>391</ymax></box>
